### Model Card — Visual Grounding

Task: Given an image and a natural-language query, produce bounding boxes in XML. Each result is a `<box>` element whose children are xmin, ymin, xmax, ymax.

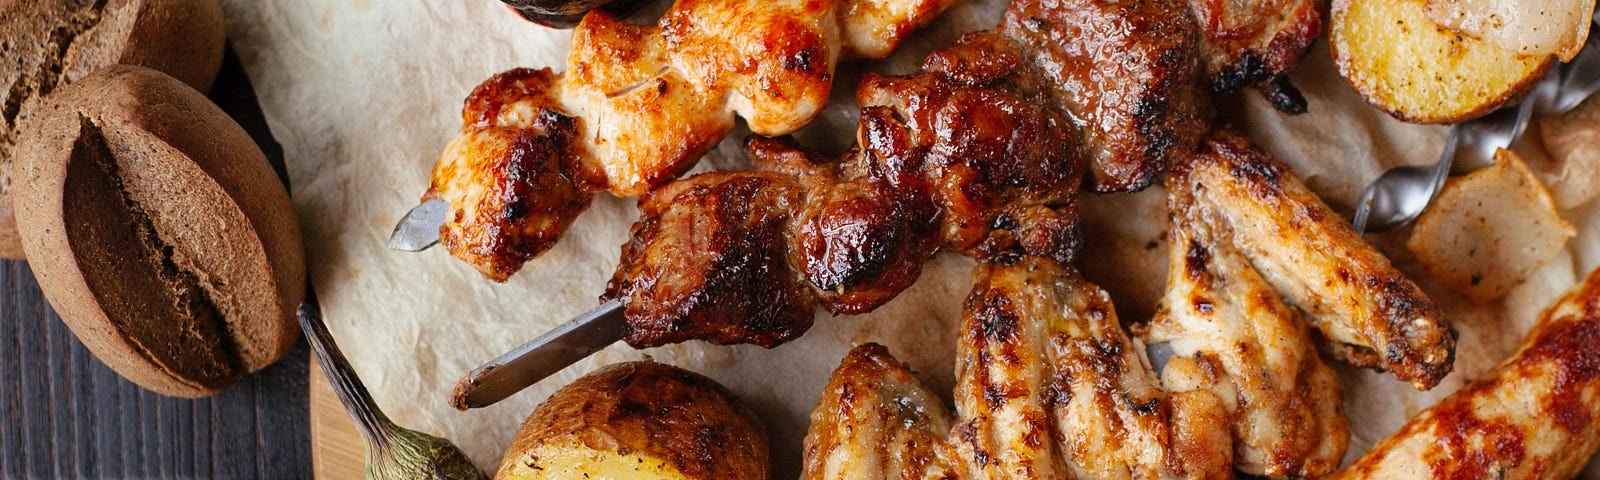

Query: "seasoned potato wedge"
<box><xmin>1408</xmin><ymin>148</ymin><xmax>1574</xmax><ymax>304</ymax></box>
<box><xmin>494</xmin><ymin>361</ymin><xmax>769</xmax><ymax>480</ymax></box>
<box><xmin>1331</xmin><ymin>0</ymin><xmax>1553</xmax><ymax>123</ymax></box>
<box><xmin>1424</xmin><ymin>0</ymin><xmax>1595</xmax><ymax>61</ymax></box>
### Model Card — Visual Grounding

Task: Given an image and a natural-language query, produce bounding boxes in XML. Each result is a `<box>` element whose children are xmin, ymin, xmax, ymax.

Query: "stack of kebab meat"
<box><xmin>402</xmin><ymin>0</ymin><xmax>1594</xmax><ymax>475</ymax></box>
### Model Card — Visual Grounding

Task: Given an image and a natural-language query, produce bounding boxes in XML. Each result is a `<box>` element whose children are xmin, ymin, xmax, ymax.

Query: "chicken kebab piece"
<box><xmin>412</xmin><ymin>0</ymin><xmax>1326</xmax><ymax>280</ymax></box>
<box><xmin>806</xmin><ymin>256</ymin><xmax>1236</xmax><ymax>480</ymax></box>
<box><xmin>419</xmin><ymin>0</ymin><xmax>965</xmax><ymax>280</ymax></box>
<box><xmin>1330</xmin><ymin>265</ymin><xmax>1600</xmax><ymax>480</ymax></box>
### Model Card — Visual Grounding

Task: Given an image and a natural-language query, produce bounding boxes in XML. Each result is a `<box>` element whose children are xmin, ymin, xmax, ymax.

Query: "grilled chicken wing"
<box><xmin>805</xmin><ymin>258</ymin><xmax>1236</xmax><ymax>480</ymax></box>
<box><xmin>965</xmin><ymin>256</ymin><xmax>1233</xmax><ymax>480</ymax></box>
<box><xmin>1330</xmin><ymin>266</ymin><xmax>1600</xmax><ymax>480</ymax></box>
<box><xmin>425</xmin><ymin>0</ymin><xmax>963</xmax><ymax>280</ymax></box>
<box><xmin>1143</xmin><ymin>184</ymin><xmax>1349</xmax><ymax>478</ymax></box>
<box><xmin>804</xmin><ymin>343</ymin><xmax>961</xmax><ymax>480</ymax></box>
<box><xmin>606</xmin><ymin>44</ymin><xmax>1084</xmax><ymax>348</ymax></box>
<box><xmin>1170</xmin><ymin>129</ymin><xmax>1457</xmax><ymax>389</ymax></box>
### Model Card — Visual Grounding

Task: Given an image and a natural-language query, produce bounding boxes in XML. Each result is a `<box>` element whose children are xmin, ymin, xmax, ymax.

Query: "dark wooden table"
<box><xmin>0</xmin><ymin>48</ymin><xmax>313</xmax><ymax>479</ymax></box>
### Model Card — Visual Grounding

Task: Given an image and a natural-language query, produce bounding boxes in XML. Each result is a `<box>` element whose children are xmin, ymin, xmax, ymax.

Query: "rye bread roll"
<box><xmin>0</xmin><ymin>0</ymin><xmax>226</xmax><ymax>259</ymax></box>
<box><xmin>14</xmin><ymin>65</ymin><xmax>303</xmax><ymax>398</ymax></box>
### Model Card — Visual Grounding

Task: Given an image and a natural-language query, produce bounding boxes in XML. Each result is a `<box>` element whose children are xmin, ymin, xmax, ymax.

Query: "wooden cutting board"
<box><xmin>310</xmin><ymin>357</ymin><xmax>366</xmax><ymax>480</ymax></box>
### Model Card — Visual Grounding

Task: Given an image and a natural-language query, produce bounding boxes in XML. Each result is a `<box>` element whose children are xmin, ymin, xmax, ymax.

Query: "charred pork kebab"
<box><xmin>441</xmin><ymin>0</ymin><xmax>1459</xmax><ymax>410</ymax></box>
<box><xmin>400</xmin><ymin>0</ymin><xmax>1322</xmax><ymax>281</ymax></box>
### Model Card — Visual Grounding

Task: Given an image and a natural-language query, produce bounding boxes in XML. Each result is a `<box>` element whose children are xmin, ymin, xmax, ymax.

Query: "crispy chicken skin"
<box><xmin>1186</xmin><ymin>0</ymin><xmax>1324</xmax><ymax>112</ymax></box>
<box><xmin>804</xmin><ymin>343</ymin><xmax>961</xmax><ymax>480</ymax></box>
<box><xmin>1170</xmin><ymin>129</ymin><xmax>1457</xmax><ymax>389</ymax></box>
<box><xmin>1330</xmin><ymin>266</ymin><xmax>1600</xmax><ymax>480</ymax></box>
<box><xmin>606</xmin><ymin>49</ymin><xmax>1084</xmax><ymax>348</ymax></box>
<box><xmin>1144</xmin><ymin>184</ymin><xmax>1349</xmax><ymax>478</ymax></box>
<box><xmin>425</xmin><ymin>0</ymin><xmax>963</xmax><ymax>280</ymax></box>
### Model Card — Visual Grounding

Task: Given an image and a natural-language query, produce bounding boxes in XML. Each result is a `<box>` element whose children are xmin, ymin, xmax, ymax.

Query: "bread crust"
<box><xmin>14</xmin><ymin>65</ymin><xmax>303</xmax><ymax>398</ymax></box>
<box><xmin>0</xmin><ymin>0</ymin><xmax>226</xmax><ymax>259</ymax></box>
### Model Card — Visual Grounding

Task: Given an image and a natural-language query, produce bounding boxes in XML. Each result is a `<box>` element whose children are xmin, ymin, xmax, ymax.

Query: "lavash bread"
<box><xmin>0</xmin><ymin>0</ymin><xmax>226</xmax><ymax>259</ymax></box>
<box><xmin>14</xmin><ymin>65</ymin><xmax>303</xmax><ymax>398</ymax></box>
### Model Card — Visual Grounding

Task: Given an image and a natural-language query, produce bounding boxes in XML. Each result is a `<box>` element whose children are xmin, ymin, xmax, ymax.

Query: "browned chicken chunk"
<box><xmin>804</xmin><ymin>343</ymin><xmax>961</xmax><ymax>480</ymax></box>
<box><xmin>1169</xmin><ymin>129</ymin><xmax>1457</xmax><ymax>390</ymax></box>
<box><xmin>1187</xmin><ymin>0</ymin><xmax>1324</xmax><ymax>112</ymax></box>
<box><xmin>1329</xmin><ymin>265</ymin><xmax>1600</xmax><ymax>480</ymax></box>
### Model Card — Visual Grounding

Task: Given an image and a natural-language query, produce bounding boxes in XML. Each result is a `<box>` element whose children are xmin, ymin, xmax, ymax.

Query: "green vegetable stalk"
<box><xmin>298</xmin><ymin>293</ymin><xmax>488</xmax><ymax>480</ymax></box>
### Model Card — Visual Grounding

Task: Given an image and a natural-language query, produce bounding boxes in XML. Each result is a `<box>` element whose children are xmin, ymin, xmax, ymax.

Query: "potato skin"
<box><xmin>495</xmin><ymin>361</ymin><xmax>770</xmax><ymax>480</ymax></box>
<box><xmin>1330</xmin><ymin>0</ymin><xmax>1551</xmax><ymax>123</ymax></box>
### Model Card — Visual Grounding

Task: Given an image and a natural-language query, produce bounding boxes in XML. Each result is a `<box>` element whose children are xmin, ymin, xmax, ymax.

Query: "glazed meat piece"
<box><xmin>606</xmin><ymin>172</ymin><xmax>815</xmax><ymax>347</ymax></box>
<box><xmin>607</xmin><ymin>51</ymin><xmax>1084</xmax><ymax>348</ymax></box>
<box><xmin>1170</xmin><ymin>128</ymin><xmax>1457</xmax><ymax>390</ymax></box>
<box><xmin>998</xmin><ymin>0</ymin><xmax>1211</xmax><ymax>193</ymax></box>
<box><xmin>425</xmin><ymin>0</ymin><xmax>964</xmax><ymax>280</ymax></box>
<box><xmin>804</xmin><ymin>343</ymin><xmax>960</xmax><ymax>480</ymax></box>
<box><xmin>1143</xmin><ymin>184</ymin><xmax>1349</xmax><ymax>478</ymax></box>
<box><xmin>1329</xmin><ymin>266</ymin><xmax>1600</xmax><ymax>480</ymax></box>
<box><xmin>1186</xmin><ymin>0</ymin><xmax>1324</xmax><ymax>112</ymax></box>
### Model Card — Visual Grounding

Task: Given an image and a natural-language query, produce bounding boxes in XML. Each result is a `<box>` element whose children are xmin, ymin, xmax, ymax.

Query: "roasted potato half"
<box><xmin>1331</xmin><ymin>0</ymin><xmax>1553</xmax><ymax>123</ymax></box>
<box><xmin>494</xmin><ymin>361</ymin><xmax>770</xmax><ymax>480</ymax></box>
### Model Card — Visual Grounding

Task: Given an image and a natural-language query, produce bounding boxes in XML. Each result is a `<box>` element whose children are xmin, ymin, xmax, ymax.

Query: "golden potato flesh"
<box><xmin>1408</xmin><ymin>149</ymin><xmax>1575</xmax><ymax>304</ymax></box>
<box><xmin>494</xmin><ymin>361</ymin><xmax>770</xmax><ymax>480</ymax></box>
<box><xmin>1331</xmin><ymin>0</ymin><xmax>1553</xmax><ymax>123</ymax></box>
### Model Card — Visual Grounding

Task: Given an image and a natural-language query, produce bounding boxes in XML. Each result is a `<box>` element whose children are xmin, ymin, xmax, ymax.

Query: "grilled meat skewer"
<box><xmin>419</xmin><ymin>0</ymin><xmax>1325</xmax><ymax>281</ymax></box>
<box><xmin>424</xmin><ymin>0</ymin><xmax>965</xmax><ymax>280</ymax></box>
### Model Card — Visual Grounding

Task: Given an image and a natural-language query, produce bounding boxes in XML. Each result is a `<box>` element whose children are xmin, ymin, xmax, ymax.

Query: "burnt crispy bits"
<box><xmin>606</xmin><ymin>172</ymin><xmax>814</xmax><ymax>348</ymax></box>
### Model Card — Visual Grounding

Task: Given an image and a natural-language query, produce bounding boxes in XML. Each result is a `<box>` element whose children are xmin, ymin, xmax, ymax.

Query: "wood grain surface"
<box><xmin>309</xmin><ymin>359</ymin><xmax>366</xmax><ymax>480</ymax></box>
<box><xmin>0</xmin><ymin>47</ymin><xmax>313</xmax><ymax>479</ymax></box>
